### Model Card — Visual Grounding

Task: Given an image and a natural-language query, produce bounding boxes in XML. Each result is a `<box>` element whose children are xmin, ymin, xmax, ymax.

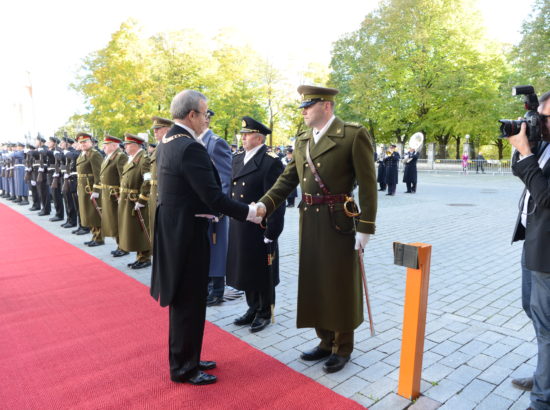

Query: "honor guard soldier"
<box><xmin>33</xmin><ymin>135</ymin><xmax>51</xmax><ymax>215</ymax></box>
<box><xmin>59</xmin><ymin>137</ymin><xmax>78</xmax><ymax>228</ymax></box>
<box><xmin>4</xmin><ymin>143</ymin><xmax>15</xmax><ymax>201</ymax></box>
<box><xmin>46</xmin><ymin>136</ymin><xmax>65</xmax><ymax>222</ymax></box>
<box><xmin>256</xmin><ymin>85</ymin><xmax>377</xmax><ymax>373</ymax></box>
<box><xmin>119</xmin><ymin>133</ymin><xmax>152</xmax><ymax>269</ymax></box>
<box><xmin>148</xmin><ymin>116</ymin><xmax>173</xmax><ymax>246</ymax></box>
<box><xmin>0</xmin><ymin>143</ymin><xmax>4</xmax><ymax>196</ymax></box>
<box><xmin>76</xmin><ymin>132</ymin><xmax>104</xmax><ymax>246</ymax></box>
<box><xmin>226</xmin><ymin>116</ymin><xmax>286</xmax><ymax>332</ymax></box>
<box><xmin>98</xmin><ymin>136</ymin><xmax>128</xmax><ymax>257</ymax></box>
<box><xmin>383</xmin><ymin>144</ymin><xmax>400</xmax><ymax>196</ymax></box>
<box><xmin>13</xmin><ymin>142</ymin><xmax>29</xmax><ymax>204</ymax></box>
<box><xmin>24</xmin><ymin>143</ymin><xmax>39</xmax><ymax>209</ymax></box>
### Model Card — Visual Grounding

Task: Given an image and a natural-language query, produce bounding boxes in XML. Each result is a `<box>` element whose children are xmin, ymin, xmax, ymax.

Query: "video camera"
<box><xmin>499</xmin><ymin>85</ymin><xmax>543</xmax><ymax>141</ymax></box>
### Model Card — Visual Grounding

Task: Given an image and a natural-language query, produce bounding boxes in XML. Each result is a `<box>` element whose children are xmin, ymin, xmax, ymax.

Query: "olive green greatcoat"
<box><xmin>99</xmin><ymin>149</ymin><xmax>127</xmax><ymax>237</ymax></box>
<box><xmin>76</xmin><ymin>149</ymin><xmax>103</xmax><ymax>228</ymax></box>
<box><xmin>259</xmin><ymin>117</ymin><xmax>377</xmax><ymax>331</ymax></box>
<box><xmin>148</xmin><ymin>147</ymin><xmax>158</xmax><ymax>242</ymax></box>
<box><xmin>118</xmin><ymin>150</ymin><xmax>151</xmax><ymax>252</ymax></box>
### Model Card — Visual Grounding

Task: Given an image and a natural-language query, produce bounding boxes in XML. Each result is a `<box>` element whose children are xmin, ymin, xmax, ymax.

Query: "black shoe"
<box><xmin>250</xmin><ymin>317</ymin><xmax>270</xmax><ymax>333</ymax></box>
<box><xmin>112</xmin><ymin>249</ymin><xmax>129</xmax><ymax>257</ymax></box>
<box><xmin>199</xmin><ymin>361</ymin><xmax>217</xmax><ymax>371</ymax></box>
<box><xmin>19</xmin><ymin>200</ymin><xmax>29</xmax><ymax>206</ymax></box>
<box><xmin>88</xmin><ymin>240</ymin><xmax>105</xmax><ymax>247</ymax></box>
<box><xmin>72</xmin><ymin>228</ymin><xmax>81</xmax><ymax>234</ymax></box>
<box><xmin>63</xmin><ymin>222</ymin><xmax>77</xmax><ymax>228</ymax></box>
<box><xmin>323</xmin><ymin>354</ymin><xmax>350</xmax><ymax>373</ymax></box>
<box><xmin>29</xmin><ymin>206</ymin><xmax>40</xmax><ymax>211</ymax></box>
<box><xmin>300</xmin><ymin>346</ymin><xmax>332</xmax><ymax>361</ymax></box>
<box><xmin>206</xmin><ymin>295</ymin><xmax>224</xmax><ymax>307</ymax></box>
<box><xmin>84</xmin><ymin>240</ymin><xmax>93</xmax><ymax>245</ymax></box>
<box><xmin>38</xmin><ymin>210</ymin><xmax>50</xmax><ymax>216</ymax></box>
<box><xmin>378</xmin><ymin>188</ymin><xmax>386</xmax><ymax>191</ymax></box>
<box><xmin>404</xmin><ymin>191</ymin><xmax>412</xmax><ymax>193</ymax></box>
<box><xmin>76</xmin><ymin>228</ymin><xmax>90</xmax><ymax>235</ymax></box>
<box><xmin>13</xmin><ymin>197</ymin><xmax>22</xmax><ymax>203</ymax></box>
<box><xmin>171</xmin><ymin>371</ymin><xmax>217</xmax><ymax>385</ymax></box>
<box><xmin>234</xmin><ymin>311</ymin><xmax>256</xmax><ymax>326</ymax></box>
<box><xmin>131</xmin><ymin>260</ymin><xmax>151</xmax><ymax>269</ymax></box>
<box><xmin>127</xmin><ymin>261</ymin><xmax>139</xmax><ymax>268</ymax></box>
<box><xmin>49</xmin><ymin>216</ymin><xmax>63</xmax><ymax>222</ymax></box>
<box><xmin>511</xmin><ymin>377</ymin><xmax>533</xmax><ymax>391</ymax></box>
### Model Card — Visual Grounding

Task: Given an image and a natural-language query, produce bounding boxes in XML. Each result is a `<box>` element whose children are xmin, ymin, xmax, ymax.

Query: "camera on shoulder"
<box><xmin>499</xmin><ymin>85</ymin><xmax>544</xmax><ymax>141</ymax></box>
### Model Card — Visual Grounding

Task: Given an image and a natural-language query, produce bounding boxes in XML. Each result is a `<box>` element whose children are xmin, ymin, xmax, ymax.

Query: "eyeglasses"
<box><xmin>193</xmin><ymin>110</ymin><xmax>210</xmax><ymax>120</ymax></box>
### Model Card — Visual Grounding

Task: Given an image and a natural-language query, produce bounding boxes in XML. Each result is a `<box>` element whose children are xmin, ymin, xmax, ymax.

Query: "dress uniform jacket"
<box><xmin>76</xmin><ymin>149</ymin><xmax>103</xmax><ymax>227</ymax></box>
<box><xmin>384</xmin><ymin>152</ymin><xmax>400</xmax><ymax>185</ymax></box>
<box><xmin>226</xmin><ymin>145</ymin><xmax>285</xmax><ymax>291</ymax></box>
<box><xmin>148</xmin><ymin>147</ymin><xmax>158</xmax><ymax>242</ymax></box>
<box><xmin>118</xmin><ymin>150</ymin><xmax>151</xmax><ymax>252</ymax></box>
<box><xmin>402</xmin><ymin>151</ymin><xmax>419</xmax><ymax>184</ymax></box>
<box><xmin>259</xmin><ymin>117</ymin><xmax>377</xmax><ymax>331</ymax></box>
<box><xmin>100</xmin><ymin>148</ymin><xmax>127</xmax><ymax>237</ymax></box>
<box><xmin>151</xmin><ymin>124</ymin><xmax>250</xmax><ymax>308</ymax></box>
<box><xmin>202</xmin><ymin>129</ymin><xmax>232</xmax><ymax>278</ymax></box>
<box><xmin>13</xmin><ymin>150</ymin><xmax>28</xmax><ymax>197</ymax></box>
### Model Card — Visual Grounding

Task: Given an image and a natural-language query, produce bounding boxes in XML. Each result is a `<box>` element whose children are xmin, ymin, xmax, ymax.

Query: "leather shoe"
<box><xmin>234</xmin><ymin>311</ymin><xmax>256</xmax><ymax>326</ymax></box>
<box><xmin>76</xmin><ymin>228</ymin><xmax>90</xmax><ymax>235</ymax></box>
<box><xmin>112</xmin><ymin>249</ymin><xmax>129</xmax><ymax>257</ymax></box>
<box><xmin>199</xmin><ymin>361</ymin><xmax>216</xmax><ymax>371</ymax></box>
<box><xmin>300</xmin><ymin>346</ymin><xmax>331</xmax><ymax>361</ymax></box>
<box><xmin>38</xmin><ymin>210</ymin><xmax>50</xmax><ymax>216</ymax></box>
<box><xmin>250</xmin><ymin>317</ymin><xmax>270</xmax><ymax>333</ymax></box>
<box><xmin>127</xmin><ymin>261</ymin><xmax>139</xmax><ymax>268</ymax></box>
<box><xmin>323</xmin><ymin>354</ymin><xmax>350</xmax><ymax>373</ymax></box>
<box><xmin>171</xmin><ymin>371</ymin><xmax>217</xmax><ymax>385</ymax></box>
<box><xmin>131</xmin><ymin>260</ymin><xmax>151</xmax><ymax>269</ymax></box>
<box><xmin>84</xmin><ymin>240</ymin><xmax>93</xmax><ymax>245</ymax></box>
<box><xmin>63</xmin><ymin>223</ymin><xmax>77</xmax><ymax>228</ymax></box>
<box><xmin>206</xmin><ymin>295</ymin><xmax>223</xmax><ymax>307</ymax></box>
<box><xmin>511</xmin><ymin>377</ymin><xmax>533</xmax><ymax>391</ymax></box>
<box><xmin>88</xmin><ymin>240</ymin><xmax>105</xmax><ymax>247</ymax></box>
<box><xmin>49</xmin><ymin>216</ymin><xmax>63</xmax><ymax>222</ymax></box>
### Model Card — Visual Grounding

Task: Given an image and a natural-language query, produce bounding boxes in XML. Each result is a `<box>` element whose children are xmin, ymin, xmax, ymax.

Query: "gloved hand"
<box><xmin>53</xmin><ymin>173</ymin><xmax>59</xmax><ymax>177</ymax></box>
<box><xmin>354</xmin><ymin>233</ymin><xmax>371</xmax><ymax>250</ymax></box>
<box><xmin>134</xmin><ymin>202</ymin><xmax>145</xmax><ymax>211</ymax></box>
<box><xmin>31</xmin><ymin>180</ymin><xmax>36</xmax><ymax>186</ymax></box>
<box><xmin>264</xmin><ymin>237</ymin><xmax>273</xmax><ymax>244</ymax></box>
<box><xmin>63</xmin><ymin>174</ymin><xmax>69</xmax><ymax>179</ymax></box>
<box><xmin>38</xmin><ymin>167</ymin><xmax>44</xmax><ymax>172</ymax></box>
<box><xmin>90</xmin><ymin>192</ymin><xmax>99</xmax><ymax>200</ymax></box>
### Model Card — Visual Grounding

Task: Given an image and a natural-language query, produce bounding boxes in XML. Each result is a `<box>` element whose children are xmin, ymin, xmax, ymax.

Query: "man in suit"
<box><xmin>226</xmin><ymin>116</ymin><xmax>285</xmax><ymax>333</ymax></box>
<box><xmin>197</xmin><ymin>110</ymin><xmax>233</xmax><ymax>307</ymax></box>
<box><xmin>384</xmin><ymin>144</ymin><xmax>400</xmax><ymax>196</ymax></box>
<box><xmin>98</xmin><ymin>136</ymin><xmax>128</xmax><ymax>257</ymax></box>
<box><xmin>508</xmin><ymin>90</ymin><xmax>550</xmax><ymax>410</ymax></box>
<box><xmin>150</xmin><ymin>89</ymin><xmax>264</xmax><ymax>385</ymax></box>
<box><xmin>118</xmin><ymin>133</ymin><xmax>151</xmax><ymax>269</ymax></box>
<box><xmin>256</xmin><ymin>85</ymin><xmax>377</xmax><ymax>373</ymax></box>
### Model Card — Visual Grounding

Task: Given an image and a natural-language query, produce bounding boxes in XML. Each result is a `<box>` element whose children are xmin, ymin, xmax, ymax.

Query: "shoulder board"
<box><xmin>345</xmin><ymin>122</ymin><xmax>362</xmax><ymax>128</ymax></box>
<box><xmin>267</xmin><ymin>151</ymin><xmax>279</xmax><ymax>159</ymax></box>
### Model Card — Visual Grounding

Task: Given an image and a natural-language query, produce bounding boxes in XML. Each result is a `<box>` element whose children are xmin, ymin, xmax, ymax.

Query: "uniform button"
<box><xmin>303</xmin><ymin>178</ymin><xmax>307</xmax><ymax>182</ymax></box>
<box><xmin>242</xmin><ymin>182</ymin><xmax>246</xmax><ymax>186</ymax></box>
<box><xmin>233</xmin><ymin>182</ymin><xmax>237</xmax><ymax>185</ymax></box>
<box><xmin>240</xmin><ymin>194</ymin><xmax>244</xmax><ymax>198</ymax></box>
<box><xmin>316</xmin><ymin>208</ymin><xmax>319</xmax><ymax>212</ymax></box>
<box><xmin>317</xmin><ymin>162</ymin><xmax>321</xmax><ymax>167</ymax></box>
<box><xmin>232</xmin><ymin>193</ymin><xmax>235</xmax><ymax>196</ymax></box>
<box><xmin>305</xmin><ymin>163</ymin><xmax>309</xmax><ymax>167</ymax></box>
<box><xmin>304</xmin><ymin>207</ymin><xmax>308</xmax><ymax>211</ymax></box>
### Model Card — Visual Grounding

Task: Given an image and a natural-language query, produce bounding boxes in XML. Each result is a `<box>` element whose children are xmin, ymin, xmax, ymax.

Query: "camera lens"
<box><xmin>499</xmin><ymin>119</ymin><xmax>526</xmax><ymax>138</ymax></box>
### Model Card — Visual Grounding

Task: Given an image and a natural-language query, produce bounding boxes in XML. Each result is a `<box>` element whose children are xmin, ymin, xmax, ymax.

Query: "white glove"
<box><xmin>38</xmin><ymin>167</ymin><xmax>44</xmax><ymax>172</ymax></box>
<box><xmin>250</xmin><ymin>216</ymin><xmax>263</xmax><ymax>224</ymax></box>
<box><xmin>194</xmin><ymin>214</ymin><xmax>219</xmax><ymax>222</ymax></box>
<box><xmin>264</xmin><ymin>237</ymin><xmax>273</xmax><ymax>244</ymax></box>
<box><xmin>53</xmin><ymin>173</ymin><xmax>59</xmax><ymax>177</ymax></box>
<box><xmin>90</xmin><ymin>192</ymin><xmax>99</xmax><ymax>200</ymax></box>
<box><xmin>355</xmin><ymin>233</ymin><xmax>371</xmax><ymax>250</ymax></box>
<box><xmin>31</xmin><ymin>180</ymin><xmax>37</xmax><ymax>186</ymax></box>
<box><xmin>63</xmin><ymin>174</ymin><xmax>69</xmax><ymax>179</ymax></box>
<box><xmin>134</xmin><ymin>202</ymin><xmax>145</xmax><ymax>211</ymax></box>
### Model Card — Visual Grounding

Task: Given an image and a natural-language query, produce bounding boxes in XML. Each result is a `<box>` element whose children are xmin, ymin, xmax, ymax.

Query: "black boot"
<box><xmin>19</xmin><ymin>196</ymin><xmax>29</xmax><ymax>206</ymax></box>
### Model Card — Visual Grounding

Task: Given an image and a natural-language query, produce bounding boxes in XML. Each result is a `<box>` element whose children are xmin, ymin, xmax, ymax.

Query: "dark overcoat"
<box><xmin>99</xmin><ymin>149</ymin><xmax>127</xmax><ymax>238</ymax></box>
<box><xmin>148</xmin><ymin>147</ymin><xmax>158</xmax><ymax>243</ymax></box>
<box><xmin>259</xmin><ymin>117</ymin><xmax>377</xmax><ymax>331</ymax></box>
<box><xmin>76</xmin><ymin>149</ymin><xmax>103</xmax><ymax>227</ymax></box>
<box><xmin>202</xmin><ymin>130</ymin><xmax>232</xmax><ymax>278</ymax></box>
<box><xmin>384</xmin><ymin>152</ymin><xmax>400</xmax><ymax>185</ymax></box>
<box><xmin>376</xmin><ymin>158</ymin><xmax>386</xmax><ymax>184</ymax></box>
<box><xmin>150</xmin><ymin>125</ymin><xmax>250</xmax><ymax>307</ymax></box>
<box><xmin>402</xmin><ymin>151</ymin><xmax>419</xmax><ymax>183</ymax></box>
<box><xmin>226</xmin><ymin>145</ymin><xmax>285</xmax><ymax>291</ymax></box>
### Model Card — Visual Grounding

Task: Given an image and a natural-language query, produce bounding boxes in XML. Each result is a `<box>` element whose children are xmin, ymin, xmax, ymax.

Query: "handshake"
<box><xmin>246</xmin><ymin>202</ymin><xmax>266</xmax><ymax>224</ymax></box>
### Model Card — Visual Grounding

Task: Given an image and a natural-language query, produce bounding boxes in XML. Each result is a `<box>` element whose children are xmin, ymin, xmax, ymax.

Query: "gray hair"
<box><xmin>170</xmin><ymin>90</ymin><xmax>207</xmax><ymax>120</ymax></box>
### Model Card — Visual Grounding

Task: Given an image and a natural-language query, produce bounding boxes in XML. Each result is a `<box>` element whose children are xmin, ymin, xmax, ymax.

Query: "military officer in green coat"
<box><xmin>76</xmin><ymin>132</ymin><xmax>104</xmax><ymax>247</ymax></box>
<box><xmin>149</xmin><ymin>116</ymin><xmax>173</xmax><ymax>244</ymax></box>
<box><xmin>98</xmin><ymin>135</ymin><xmax>128</xmax><ymax>257</ymax></box>
<box><xmin>119</xmin><ymin>133</ymin><xmax>152</xmax><ymax>269</ymax></box>
<box><xmin>256</xmin><ymin>85</ymin><xmax>377</xmax><ymax>373</ymax></box>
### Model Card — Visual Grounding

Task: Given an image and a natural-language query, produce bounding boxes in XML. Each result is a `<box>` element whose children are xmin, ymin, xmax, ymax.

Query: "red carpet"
<box><xmin>0</xmin><ymin>203</ymin><xmax>365</xmax><ymax>410</ymax></box>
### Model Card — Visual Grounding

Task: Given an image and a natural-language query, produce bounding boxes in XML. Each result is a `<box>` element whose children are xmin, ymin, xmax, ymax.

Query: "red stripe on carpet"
<box><xmin>0</xmin><ymin>203</ymin><xmax>365</xmax><ymax>409</ymax></box>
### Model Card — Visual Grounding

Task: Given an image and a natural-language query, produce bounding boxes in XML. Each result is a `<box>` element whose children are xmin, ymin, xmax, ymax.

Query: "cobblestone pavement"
<box><xmin>3</xmin><ymin>172</ymin><xmax>536</xmax><ymax>409</ymax></box>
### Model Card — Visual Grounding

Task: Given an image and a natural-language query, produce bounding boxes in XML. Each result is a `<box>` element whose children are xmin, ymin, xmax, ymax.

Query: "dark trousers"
<box><xmin>315</xmin><ymin>328</ymin><xmax>354</xmax><ymax>357</ymax></box>
<box><xmin>406</xmin><ymin>182</ymin><xmax>417</xmax><ymax>193</ymax></box>
<box><xmin>245</xmin><ymin>286</ymin><xmax>274</xmax><ymax>319</ymax></box>
<box><xmin>169</xmin><ymin>224</ymin><xmax>210</xmax><ymax>379</ymax></box>
<box><xmin>51</xmin><ymin>186</ymin><xmax>64</xmax><ymax>218</ymax></box>
<box><xmin>387</xmin><ymin>183</ymin><xmax>396</xmax><ymax>195</ymax></box>
<box><xmin>378</xmin><ymin>182</ymin><xmax>386</xmax><ymax>191</ymax></box>
<box><xmin>522</xmin><ymin>248</ymin><xmax>550</xmax><ymax>409</ymax></box>
<box><xmin>30</xmin><ymin>184</ymin><xmax>40</xmax><ymax>207</ymax></box>
<box><xmin>36</xmin><ymin>180</ymin><xmax>51</xmax><ymax>213</ymax></box>
<box><xmin>63</xmin><ymin>189</ymin><xmax>78</xmax><ymax>224</ymax></box>
<box><xmin>208</xmin><ymin>277</ymin><xmax>225</xmax><ymax>298</ymax></box>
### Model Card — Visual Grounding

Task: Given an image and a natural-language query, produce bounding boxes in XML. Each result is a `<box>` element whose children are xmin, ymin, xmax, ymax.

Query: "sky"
<box><xmin>0</xmin><ymin>0</ymin><xmax>536</xmax><ymax>141</ymax></box>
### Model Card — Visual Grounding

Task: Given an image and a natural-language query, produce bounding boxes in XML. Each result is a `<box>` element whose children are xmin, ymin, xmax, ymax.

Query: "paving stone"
<box><xmin>370</xmin><ymin>393</ymin><xmax>411</xmax><ymax>410</ymax></box>
<box><xmin>467</xmin><ymin>354</ymin><xmax>498</xmax><ymax>370</ymax></box>
<box><xmin>477</xmin><ymin>364</ymin><xmax>511</xmax><ymax>385</ymax></box>
<box><xmin>439</xmin><ymin>395</ymin><xmax>477</xmax><ymax>410</ymax></box>
<box><xmin>439</xmin><ymin>351</ymin><xmax>473</xmax><ymax>369</ymax></box>
<box><xmin>459</xmin><ymin>379</ymin><xmax>495</xmax><ymax>403</ymax></box>
<box><xmin>445</xmin><ymin>365</ymin><xmax>482</xmax><ymax>385</ymax></box>
<box><xmin>475</xmin><ymin>393</ymin><xmax>513</xmax><ymax>410</ymax></box>
<box><xmin>333</xmin><ymin>375</ymin><xmax>369</xmax><ymax>398</ymax></box>
<box><xmin>423</xmin><ymin>363</ymin><xmax>454</xmax><ymax>383</ymax></box>
<box><xmin>357</xmin><ymin>361</ymin><xmax>394</xmax><ymax>382</ymax></box>
<box><xmin>408</xmin><ymin>396</ymin><xmax>442</xmax><ymax>410</ymax></box>
<box><xmin>424</xmin><ymin>379</ymin><xmax>464</xmax><ymax>403</ymax></box>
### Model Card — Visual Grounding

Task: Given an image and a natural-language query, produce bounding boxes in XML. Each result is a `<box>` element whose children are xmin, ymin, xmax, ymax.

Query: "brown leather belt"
<box><xmin>302</xmin><ymin>193</ymin><xmax>349</xmax><ymax>205</ymax></box>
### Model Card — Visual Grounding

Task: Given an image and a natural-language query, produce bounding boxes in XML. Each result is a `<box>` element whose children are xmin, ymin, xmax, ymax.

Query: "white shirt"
<box><xmin>197</xmin><ymin>128</ymin><xmax>209</xmax><ymax>146</ymax></box>
<box><xmin>313</xmin><ymin>115</ymin><xmax>336</xmax><ymax>144</ymax></box>
<box><xmin>127</xmin><ymin>148</ymin><xmax>143</xmax><ymax>164</ymax></box>
<box><xmin>244</xmin><ymin>144</ymin><xmax>264</xmax><ymax>165</ymax></box>
<box><xmin>521</xmin><ymin>145</ymin><xmax>550</xmax><ymax>227</ymax></box>
<box><xmin>174</xmin><ymin>120</ymin><xmax>197</xmax><ymax>140</ymax></box>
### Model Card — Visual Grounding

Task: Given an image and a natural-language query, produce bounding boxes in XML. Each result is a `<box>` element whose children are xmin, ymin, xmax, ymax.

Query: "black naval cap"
<box><xmin>149</xmin><ymin>143</ymin><xmax>157</xmax><ymax>148</ymax></box>
<box><xmin>49</xmin><ymin>136</ymin><xmax>60</xmax><ymax>144</ymax></box>
<box><xmin>297</xmin><ymin>85</ymin><xmax>339</xmax><ymax>109</ymax></box>
<box><xmin>35</xmin><ymin>134</ymin><xmax>46</xmax><ymax>143</ymax></box>
<box><xmin>207</xmin><ymin>109</ymin><xmax>215</xmax><ymax>118</ymax></box>
<box><xmin>62</xmin><ymin>136</ymin><xmax>75</xmax><ymax>144</ymax></box>
<box><xmin>151</xmin><ymin>116</ymin><xmax>174</xmax><ymax>129</ymax></box>
<box><xmin>390</xmin><ymin>144</ymin><xmax>397</xmax><ymax>148</ymax></box>
<box><xmin>26</xmin><ymin>143</ymin><xmax>36</xmax><ymax>150</ymax></box>
<box><xmin>16</xmin><ymin>142</ymin><xmax>25</xmax><ymax>147</ymax></box>
<box><xmin>240</xmin><ymin>116</ymin><xmax>271</xmax><ymax>135</ymax></box>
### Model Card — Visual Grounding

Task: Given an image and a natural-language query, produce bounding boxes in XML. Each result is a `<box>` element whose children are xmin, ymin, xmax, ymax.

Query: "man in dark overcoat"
<box><xmin>150</xmin><ymin>90</ymin><xmax>264</xmax><ymax>386</ymax></box>
<box><xmin>226</xmin><ymin>116</ymin><xmax>285</xmax><ymax>333</ymax></box>
<box><xmin>402</xmin><ymin>147</ymin><xmax>419</xmax><ymax>193</ymax></box>
<box><xmin>256</xmin><ymin>85</ymin><xmax>377</xmax><ymax>373</ymax></box>
<box><xmin>384</xmin><ymin>144</ymin><xmax>400</xmax><ymax>196</ymax></box>
<box><xmin>376</xmin><ymin>152</ymin><xmax>386</xmax><ymax>191</ymax></box>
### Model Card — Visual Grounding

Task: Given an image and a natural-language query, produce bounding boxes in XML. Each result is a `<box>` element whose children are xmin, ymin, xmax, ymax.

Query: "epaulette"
<box><xmin>345</xmin><ymin>122</ymin><xmax>362</xmax><ymax>128</ymax></box>
<box><xmin>267</xmin><ymin>151</ymin><xmax>279</xmax><ymax>159</ymax></box>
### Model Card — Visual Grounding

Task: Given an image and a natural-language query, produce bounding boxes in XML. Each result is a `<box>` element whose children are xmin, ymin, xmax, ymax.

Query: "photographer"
<box><xmin>509</xmin><ymin>90</ymin><xmax>550</xmax><ymax>410</ymax></box>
